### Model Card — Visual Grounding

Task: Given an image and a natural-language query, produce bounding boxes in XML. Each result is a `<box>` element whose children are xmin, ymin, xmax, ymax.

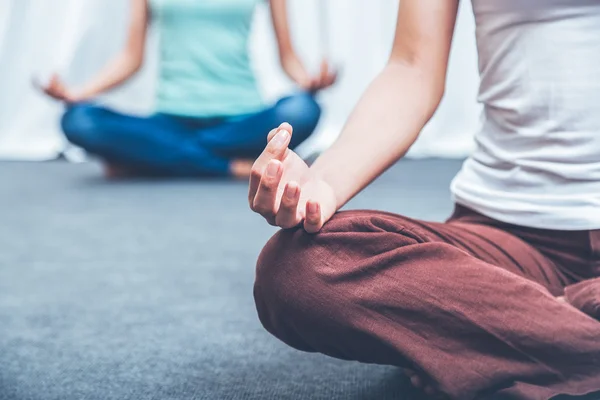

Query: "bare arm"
<box><xmin>43</xmin><ymin>0</ymin><xmax>148</xmax><ymax>102</ymax></box>
<box><xmin>312</xmin><ymin>0</ymin><xmax>459</xmax><ymax>208</ymax></box>
<box><xmin>250</xmin><ymin>0</ymin><xmax>459</xmax><ymax>232</ymax></box>
<box><xmin>269</xmin><ymin>0</ymin><xmax>336</xmax><ymax>91</ymax></box>
<box><xmin>269</xmin><ymin>0</ymin><xmax>294</xmax><ymax>63</ymax></box>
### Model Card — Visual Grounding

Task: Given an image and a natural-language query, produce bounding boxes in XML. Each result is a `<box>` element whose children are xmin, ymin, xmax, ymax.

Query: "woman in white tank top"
<box><xmin>248</xmin><ymin>1</ymin><xmax>600</xmax><ymax>399</ymax></box>
<box><xmin>452</xmin><ymin>0</ymin><xmax>600</xmax><ymax>230</ymax></box>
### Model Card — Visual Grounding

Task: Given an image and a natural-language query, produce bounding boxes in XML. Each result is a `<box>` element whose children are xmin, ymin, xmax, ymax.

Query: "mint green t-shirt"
<box><xmin>150</xmin><ymin>0</ymin><xmax>264</xmax><ymax>117</ymax></box>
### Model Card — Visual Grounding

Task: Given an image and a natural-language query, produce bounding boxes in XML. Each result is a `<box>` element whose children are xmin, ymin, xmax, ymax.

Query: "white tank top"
<box><xmin>451</xmin><ymin>0</ymin><xmax>600</xmax><ymax>230</ymax></box>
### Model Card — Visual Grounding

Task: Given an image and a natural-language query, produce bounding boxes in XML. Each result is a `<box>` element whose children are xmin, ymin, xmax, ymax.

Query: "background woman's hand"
<box><xmin>37</xmin><ymin>74</ymin><xmax>82</xmax><ymax>103</ymax></box>
<box><xmin>249</xmin><ymin>122</ymin><xmax>338</xmax><ymax>233</ymax></box>
<box><xmin>282</xmin><ymin>56</ymin><xmax>337</xmax><ymax>93</ymax></box>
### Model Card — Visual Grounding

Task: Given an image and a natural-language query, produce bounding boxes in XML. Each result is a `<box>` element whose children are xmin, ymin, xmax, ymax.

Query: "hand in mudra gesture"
<box><xmin>248</xmin><ymin>123</ymin><xmax>337</xmax><ymax>233</ymax></box>
<box><xmin>38</xmin><ymin>74</ymin><xmax>81</xmax><ymax>103</ymax></box>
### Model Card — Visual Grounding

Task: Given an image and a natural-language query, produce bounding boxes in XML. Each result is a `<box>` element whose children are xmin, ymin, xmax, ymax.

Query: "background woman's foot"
<box><xmin>103</xmin><ymin>162</ymin><xmax>146</xmax><ymax>179</ymax></box>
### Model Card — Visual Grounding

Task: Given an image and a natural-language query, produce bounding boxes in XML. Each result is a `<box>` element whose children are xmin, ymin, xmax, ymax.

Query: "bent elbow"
<box><xmin>428</xmin><ymin>83</ymin><xmax>445</xmax><ymax>116</ymax></box>
<box><xmin>130</xmin><ymin>54</ymin><xmax>144</xmax><ymax>74</ymax></box>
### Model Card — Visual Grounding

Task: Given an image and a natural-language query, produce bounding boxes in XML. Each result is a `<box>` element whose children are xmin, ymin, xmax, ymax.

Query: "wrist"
<box><xmin>311</xmin><ymin>152</ymin><xmax>355</xmax><ymax>211</ymax></box>
<box><xmin>280</xmin><ymin>52</ymin><xmax>302</xmax><ymax>77</ymax></box>
<box><xmin>308</xmin><ymin>167</ymin><xmax>342</xmax><ymax>214</ymax></box>
<box><xmin>66</xmin><ymin>89</ymin><xmax>86</xmax><ymax>103</ymax></box>
<box><xmin>69</xmin><ymin>85</ymin><xmax>98</xmax><ymax>103</ymax></box>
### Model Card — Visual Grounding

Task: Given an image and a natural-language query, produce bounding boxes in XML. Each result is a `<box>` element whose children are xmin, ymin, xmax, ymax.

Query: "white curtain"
<box><xmin>0</xmin><ymin>0</ymin><xmax>480</xmax><ymax>161</ymax></box>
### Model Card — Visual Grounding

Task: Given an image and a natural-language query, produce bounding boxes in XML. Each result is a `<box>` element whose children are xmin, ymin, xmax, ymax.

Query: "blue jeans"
<box><xmin>61</xmin><ymin>92</ymin><xmax>321</xmax><ymax>176</ymax></box>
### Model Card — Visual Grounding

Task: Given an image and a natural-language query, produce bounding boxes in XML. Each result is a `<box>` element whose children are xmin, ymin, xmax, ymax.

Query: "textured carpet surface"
<box><xmin>0</xmin><ymin>159</ymin><xmax>463</xmax><ymax>400</ymax></box>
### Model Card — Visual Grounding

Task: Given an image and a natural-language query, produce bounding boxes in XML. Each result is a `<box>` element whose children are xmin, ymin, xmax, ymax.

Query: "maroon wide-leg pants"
<box><xmin>254</xmin><ymin>206</ymin><xmax>600</xmax><ymax>400</ymax></box>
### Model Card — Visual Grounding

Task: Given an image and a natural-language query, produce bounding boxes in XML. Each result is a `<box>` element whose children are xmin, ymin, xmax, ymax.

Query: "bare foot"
<box><xmin>403</xmin><ymin>368</ymin><xmax>448</xmax><ymax>399</ymax></box>
<box><xmin>230</xmin><ymin>159</ymin><xmax>254</xmax><ymax>179</ymax></box>
<box><xmin>103</xmin><ymin>163</ymin><xmax>141</xmax><ymax>179</ymax></box>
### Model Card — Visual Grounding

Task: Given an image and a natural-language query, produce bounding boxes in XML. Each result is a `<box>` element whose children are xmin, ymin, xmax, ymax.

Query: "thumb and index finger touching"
<box><xmin>248</xmin><ymin>122</ymin><xmax>293</xmax><ymax>202</ymax></box>
<box><xmin>34</xmin><ymin>73</ymin><xmax>67</xmax><ymax>101</ymax></box>
<box><xmin>248</xmin><ymin>122</ymin><xmax>329</xmax><ymax>234</ymax></box>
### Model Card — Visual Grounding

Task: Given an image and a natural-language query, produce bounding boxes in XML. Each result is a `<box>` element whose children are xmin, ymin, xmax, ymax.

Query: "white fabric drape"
<box><xmin>0</xmin><ymin>0</ymin><xmax>480</xmax><ymax>161</ymax></box>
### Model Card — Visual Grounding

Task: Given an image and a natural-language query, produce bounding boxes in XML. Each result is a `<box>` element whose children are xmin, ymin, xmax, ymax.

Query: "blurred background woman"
<box><xmin>42</xmin><ymin>0</ymin><xmax>336</xmax><ymax>178</ymax></box>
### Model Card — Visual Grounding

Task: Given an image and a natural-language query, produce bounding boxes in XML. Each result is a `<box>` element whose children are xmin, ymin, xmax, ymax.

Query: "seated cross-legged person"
<box><xmin>248</xmin><ymin>1</ymin><xmax>600</xmax><ymax>399</ymax></box>
<box><xmin>42</xmin><ymin>0</ymin><xmax>335</xmax><ymax>178</ymax></box>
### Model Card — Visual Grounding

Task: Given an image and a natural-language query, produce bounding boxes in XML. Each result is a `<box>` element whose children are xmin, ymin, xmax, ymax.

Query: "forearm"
<box><xmin>73</xmin><ymin>0</ymin><xmax>148</xmax><ymax>101</ymax></box>
<box><xmin>269</xmin><ymin>0</ymin><xmax>295</xmax><ymax>63</ymax></box>
<box><xmin>249</xmin><ymin>0</ymin><xmax>457</xmax><ymax>231</ymax></box>
<box><xmin>311</xmin><ymin>61</ymin><xmax>443</xmax><ymax>209</ymax></box>
<box><xmin>73</xmin><ymin>53</ymin><xmax>142</xmax><ymax>101</ymax></box>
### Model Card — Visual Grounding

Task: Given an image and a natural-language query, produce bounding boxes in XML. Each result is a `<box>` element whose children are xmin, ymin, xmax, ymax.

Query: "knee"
<box><xmin>254</xmin><ymin>212</ymin><xmax>426</xmax><ymax>354</ymax></box>
<box><xmin>254</xmin><ymin>229</ymin><xmax>316</xmax><ymax>317</ymax></box>
<box><xmin>254</xmin><ymin>228</ymin><xmax>331</xmax><ymax>349</ymax></box>
<box><xmin>60</xmin><ymin>105</ymin><xmax>102</xmax><ymax>150</ymax></box>
<box><xmin>254</xmin><ymin>211</ymin><xmax>419</xmax><ymax>327</ymax></box>
<box><xmin>275</xmin><ymin>93</ymin><xmax>321</xmax><ymax>145</ymax></box>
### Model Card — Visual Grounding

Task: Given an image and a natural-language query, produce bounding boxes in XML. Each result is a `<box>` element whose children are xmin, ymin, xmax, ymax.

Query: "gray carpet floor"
<box><xmin>0</xmin><ymin>159</ymin><xmax>463</xmax><ymax>400</ymax></box>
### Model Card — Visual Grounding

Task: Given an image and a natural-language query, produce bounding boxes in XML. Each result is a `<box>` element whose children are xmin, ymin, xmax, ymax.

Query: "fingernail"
<box><xmin>272</xmin><ymin>129</ymin><xmax>289</xmax><ymax>148</ymax></box>
<box><xmin>286</xmin><ymin>185</ymin><xmax>298</xmax><ymax>199</ymax></box>
<box><xmin>266</xmin><ymin>162</ymin><xmax>280</xmax><ymax>178</ymax></box>
<box><xmin>307</xmin><ymin>202</ymin><xmax>318</xmax><ymax>214</ymax></box>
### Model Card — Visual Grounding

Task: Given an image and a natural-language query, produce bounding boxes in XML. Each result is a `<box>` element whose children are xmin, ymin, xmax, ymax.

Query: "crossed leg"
<box><xmin>60</xmin><ymin>93</ymin><xmax>321</xmax><ymax>177</ymax></box>
<box><xmin>254</xmin><ymin>210</ymin><xmax>600</xmax><ymax>399</ymax></box>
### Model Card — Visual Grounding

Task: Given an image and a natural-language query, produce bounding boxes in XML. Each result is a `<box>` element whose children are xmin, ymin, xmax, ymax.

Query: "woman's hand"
<box><xmin>37</xmin><ymin>0</ymin><xmax>148</xmax><ymax>104</ymax></box>
<box><xmin>269</xmin><ymin>0</ymin><xmax>336</xmax><ymax>92</ymax></box>
<box><xmin>38</xmin><ymin>74</ymin><xmax>82</xmax><ymax>103</ymax></box>
<box><xmin>249</xmin><ymin>122</ymin><xmax>338</xmax><ymax>233</ymax></box>
<box><xmin>282</xmin><ymin>55</ymin><xmax>337</xmax><ymax>93</ymax></box>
